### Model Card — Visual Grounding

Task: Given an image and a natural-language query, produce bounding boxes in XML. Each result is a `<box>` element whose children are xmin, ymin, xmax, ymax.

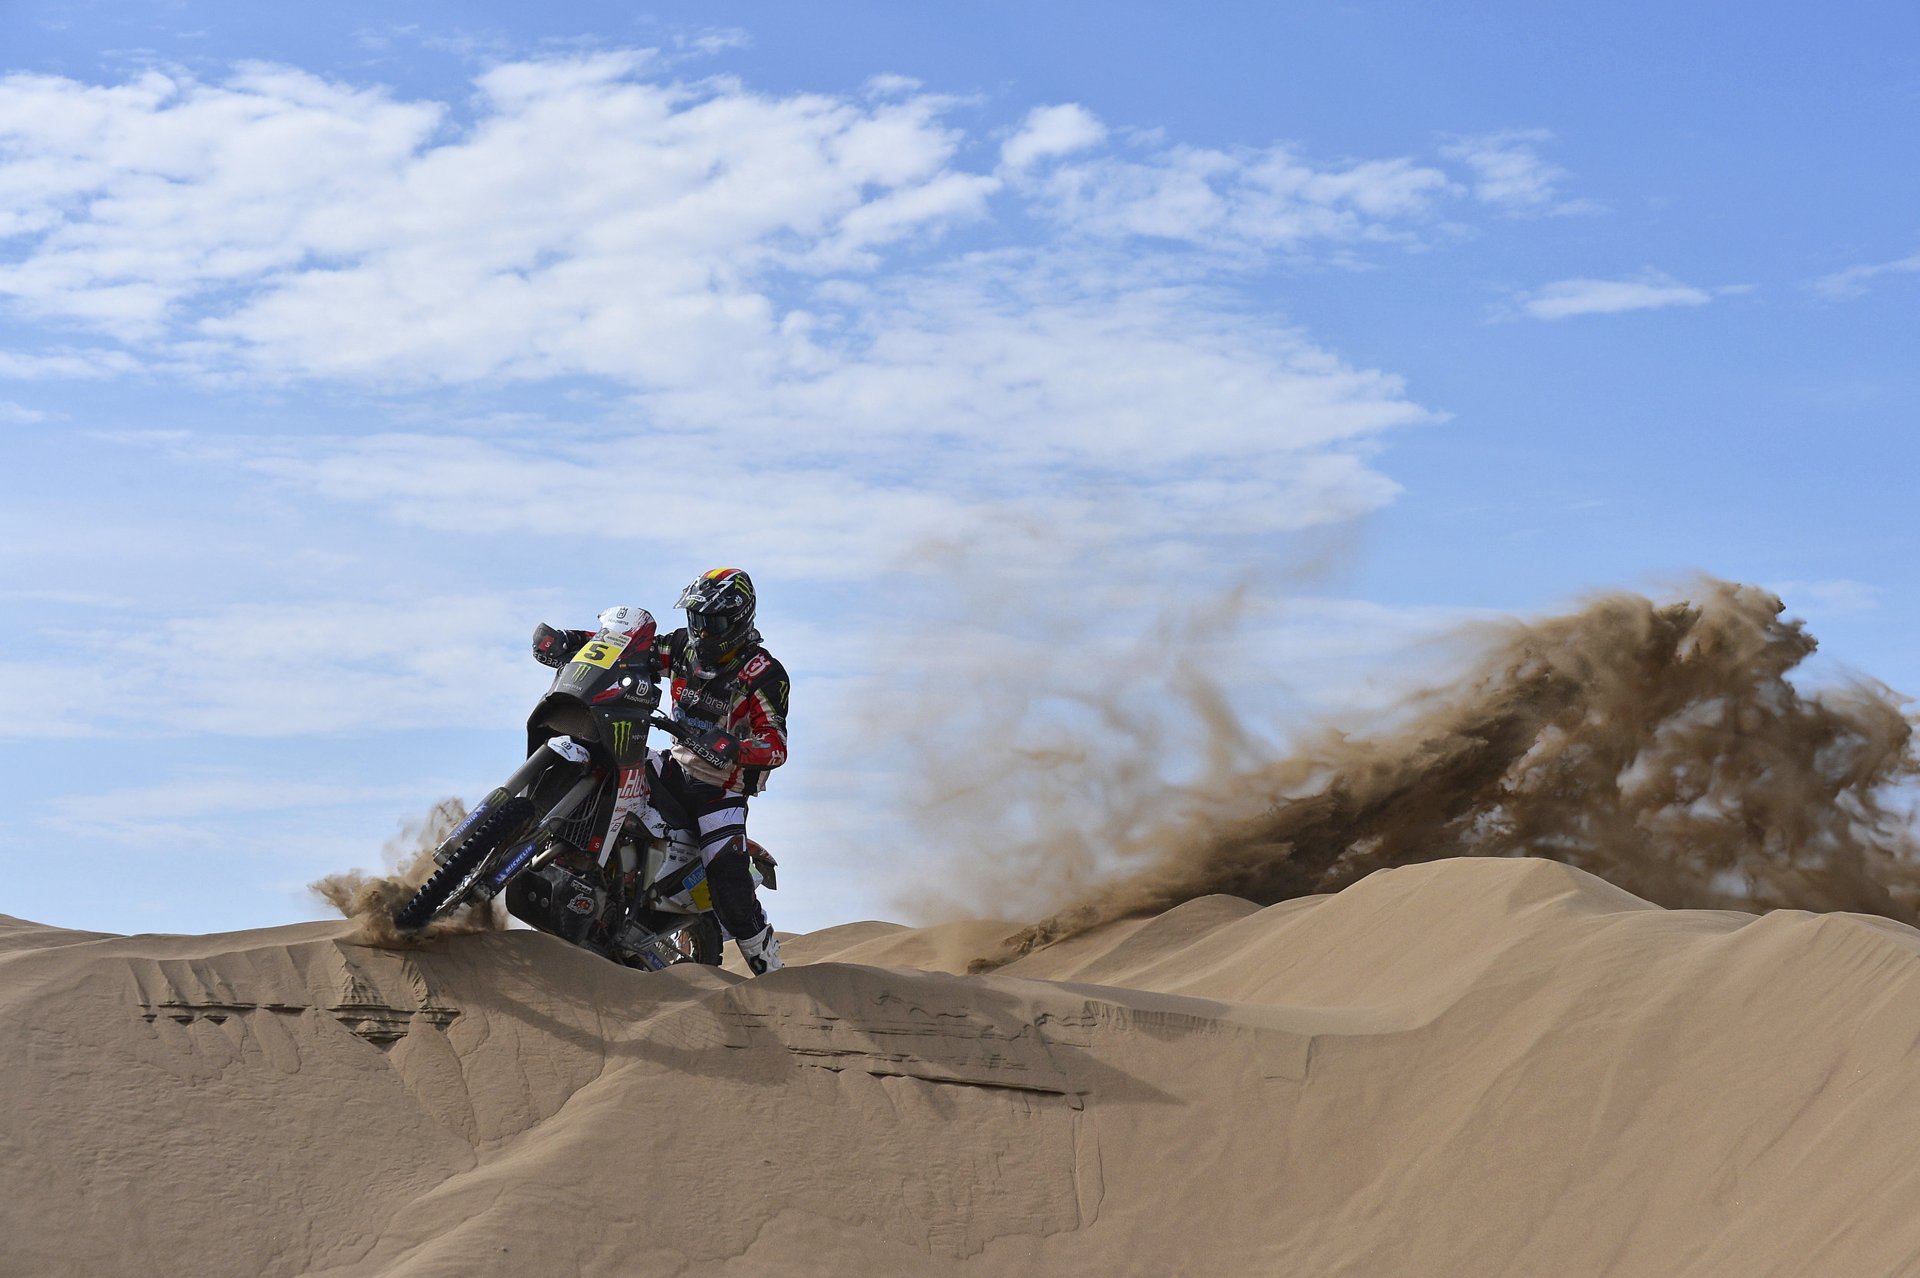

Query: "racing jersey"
<box><xmin>652</xmin><ymin>628</ymin><xmax>790</xmax><ymax>795</ymax></box>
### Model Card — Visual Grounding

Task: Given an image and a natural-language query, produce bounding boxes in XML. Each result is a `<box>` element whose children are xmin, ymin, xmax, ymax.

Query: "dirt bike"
<box><xmin>392</xmin><ymin>605</ymin><xmax>774</xmax><ymax>970</ymax></box>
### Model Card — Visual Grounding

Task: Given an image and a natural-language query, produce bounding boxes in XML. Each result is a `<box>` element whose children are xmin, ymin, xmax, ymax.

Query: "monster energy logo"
<box><xmin>610</xmin><ymin>719</ymin><xmax>632</xmax><ymax>753</ymax></box>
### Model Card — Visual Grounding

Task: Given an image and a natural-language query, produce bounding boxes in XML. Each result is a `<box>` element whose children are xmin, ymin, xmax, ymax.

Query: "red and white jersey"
<box><xmin>654</xmin><ymin>628</ymin><xmax>790</xmax><ymax>795</ymax></box>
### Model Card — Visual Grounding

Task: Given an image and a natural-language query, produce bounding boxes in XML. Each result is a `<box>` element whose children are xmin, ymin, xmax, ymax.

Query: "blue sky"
<box><xmin>2</xmin><ymin>2</ymin><xmax>1916</xmax><ymax>936</ymax></box>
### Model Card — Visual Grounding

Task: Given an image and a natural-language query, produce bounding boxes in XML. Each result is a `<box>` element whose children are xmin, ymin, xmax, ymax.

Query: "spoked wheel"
<box><xmin>394</xmin><ymin>796</ymin><xmax>535</xmax><ymax>932</ymax></box>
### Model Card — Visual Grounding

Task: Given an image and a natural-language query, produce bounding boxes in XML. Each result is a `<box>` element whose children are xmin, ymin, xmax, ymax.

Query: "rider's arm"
<box><xmin>733</xmin><ymin>656</ymin><xmax>790</xmax><ymax>770</ymax></box>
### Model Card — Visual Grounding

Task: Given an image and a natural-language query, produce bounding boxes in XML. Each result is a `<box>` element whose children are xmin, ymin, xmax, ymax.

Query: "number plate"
<box><xmin>570</xmin><ymin>631</ymin><xmax>631</xmax><ymax>669</ymax></box>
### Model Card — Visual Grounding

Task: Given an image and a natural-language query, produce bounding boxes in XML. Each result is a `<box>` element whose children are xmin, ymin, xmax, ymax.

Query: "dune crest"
<box><xmin>9</xmin><ymin>857</ymin><xmax>1920</xmax><ymax>1275</ymax></box>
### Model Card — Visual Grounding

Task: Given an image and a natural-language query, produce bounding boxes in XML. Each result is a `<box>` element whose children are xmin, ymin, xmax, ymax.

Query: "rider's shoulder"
<box><xmin>736</xmin><ymin>645</ymin><xmax>785</xmax><ymax>685</ymax></box>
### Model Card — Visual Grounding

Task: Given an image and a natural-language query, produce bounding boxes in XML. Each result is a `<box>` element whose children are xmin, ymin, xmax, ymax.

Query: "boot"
<box><xmin>738</xmin><ymin>923</ymin><xmax>783</xmax><ymax>975</ymax></box>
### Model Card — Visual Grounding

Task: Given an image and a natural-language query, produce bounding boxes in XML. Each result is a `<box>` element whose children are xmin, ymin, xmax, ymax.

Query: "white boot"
<box><xmin>738</xmin><ymin>924</ymin><xmax>783</xmax><ymax>975</ymax></box>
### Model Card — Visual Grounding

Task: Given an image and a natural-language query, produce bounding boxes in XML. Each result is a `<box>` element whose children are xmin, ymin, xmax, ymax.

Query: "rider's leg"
<box><xmin>705</xmin><ymin>837</ymin><xmax>781</xmax><ymax>975</ymax></box>
<box><xmin>684</xmin><ymin>782</ymin><xmax>782</xmax><ymax>975</ymax></box>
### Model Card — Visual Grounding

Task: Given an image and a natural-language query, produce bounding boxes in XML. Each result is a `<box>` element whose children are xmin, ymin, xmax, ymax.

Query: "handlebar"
<box><xmin>646</xmin><ymin>713</ymin><xmax>692</xmax><ymax>741</ymax></box>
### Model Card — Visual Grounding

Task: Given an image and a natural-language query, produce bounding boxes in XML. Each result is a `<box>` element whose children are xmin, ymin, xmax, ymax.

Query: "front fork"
<box><xmin>431</xmin><ymin>737</ymin><xmax>594</xmax><ymax>869</ymax></box>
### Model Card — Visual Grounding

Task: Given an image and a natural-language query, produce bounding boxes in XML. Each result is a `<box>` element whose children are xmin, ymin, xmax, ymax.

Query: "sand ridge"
<box><xmin>7</xmin><ymin>857</ymin><xmax>1920</xmax><ymax>1275</ymax></box>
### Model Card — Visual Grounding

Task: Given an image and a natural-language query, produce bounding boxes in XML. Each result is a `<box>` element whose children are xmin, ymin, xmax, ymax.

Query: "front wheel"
<box><xmin>394</xmin><ymin>796</ymin><xmax>535</xmax><ymax>931</ymax></box>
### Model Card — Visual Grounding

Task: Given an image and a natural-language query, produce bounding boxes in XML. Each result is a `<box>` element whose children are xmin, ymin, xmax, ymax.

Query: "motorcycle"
<box><xmin>392</xmin><ymin>605</ymin><xmax>774</xmax><ymax>970</ymax></box>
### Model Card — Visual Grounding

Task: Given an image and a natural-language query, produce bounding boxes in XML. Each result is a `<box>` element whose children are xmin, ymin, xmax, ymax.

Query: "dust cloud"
<box><xmin>310</xmin><ymin>797</ymin><xmax>505</xmax><ymax>946</ymax></box>
<box><xmin>904</xmin><ymin>579</ymin><xmax>1919</xmax><ymax>967</ymax></box>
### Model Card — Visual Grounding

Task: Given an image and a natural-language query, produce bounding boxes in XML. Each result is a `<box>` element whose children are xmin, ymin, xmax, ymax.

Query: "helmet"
<box><xmin>676</xmin><ymin>567</ymin><xmax>758</xmax><ymax>668</ymax></box>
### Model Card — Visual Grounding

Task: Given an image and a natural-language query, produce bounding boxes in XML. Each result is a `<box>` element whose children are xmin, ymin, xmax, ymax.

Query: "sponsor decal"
<box><xmin>598</xmin><ymin>605</ymin><xmax>655</xmax><ymax>639</ymax></box>
<box><xmin>489</xmin><ymin>841</ymin><xmax>539</xmax><ymax>889</ymax></box>
<box><xmin>603</xmin><ymin>766</ymin><xmax>648</xmax><ymax>854</ymax></box>
<box><xmin>617</xmin><ymin>768</ymin><xmax>648</xmax><ymax>804</ymax></box>
<box><xmin>665</xmin><ymin>861</ymin><xmax>714</xmax><ymax>908</ymax></box>
<box><xmin>566</xmin><ymin>893</ymin><xmax>596</xmax><ymax>915</ymax></box>
<box><xmin>610</xmin><ymin>719</ymin><xmax>632</xmax><ymax>754</ymax></box>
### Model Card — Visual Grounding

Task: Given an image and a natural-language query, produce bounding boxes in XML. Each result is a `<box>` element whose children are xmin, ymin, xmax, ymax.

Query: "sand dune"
<box><xmin>7</xmin><ymin>857</ymin><xmax>1920</xmax><ymax>1276</ymax></box>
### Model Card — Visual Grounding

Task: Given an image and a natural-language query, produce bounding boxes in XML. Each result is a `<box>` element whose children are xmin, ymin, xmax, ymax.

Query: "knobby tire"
<box><xmin>394</xmin><ymin>796</ymin><xmax>536</xmax><ymax>932</ymax></box>
<box><xmin>685</xmin><ymin>913</ymin><xmax>723</xmax><ymax>966</ymax></box>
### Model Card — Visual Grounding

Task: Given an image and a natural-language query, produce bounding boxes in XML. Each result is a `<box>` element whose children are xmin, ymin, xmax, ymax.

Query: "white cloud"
<box><xmin>0</xmin><ymin>56</ymin><xmax>1527</xmax><ymax>382</ymax></box>
<box><xmin>1000</xmin><ymin>103</ymin><xmax>1107</xmax><ymax>170</ymax></box>
<box><xmin>682</xmin><ymin>27</ymin><xmax>752</xmax><ymax>56</ymax></box>
<box><xmin>1440</xmin><ymin>129</ymin><xmax>1594</xmax><ymax>215</ymax></box>
<box><xmin>0</xmin><ymin>400</ymin><xmax>49</xmax><ymax>422</ymax></box>
<box><xmin>0</xmin><ymin>53</ymin><xmax>1444</xmax><ymax>629</ymax></box>
<box><xmin>863</xmin><ymin>73</ymin><xmax>922</xmax><ymax>99</ymax></box>
<box><xmin>0</xmin><ymin>592</ymin><xmax>543</xmax><ymax>739</ymax></box>
<box><xmin>814</xmin><ymin>170</ymin><xmax>1001</xmax><ymax>265</ymax></box>
<box><xmin>0</xmin><ymin>347</ymin><xmax>143</xmax><ymax>378</ymax></box>
<box><xmin>1019</xmin><ymin>140</ymin><xmax>1455</xmax><ymax>252</ymax></box>
<box><xmin>0</xmin><ymin>56</ymin><xmax>983</xmax><ymax>378</ymax></box>
<box><xmin>1813</xmin><ymin>250</ymin><xmax>1920</xmax><ymax>299</ymax></box>
<box><xmin>1511</xmin><ymin>272</ymin><xmax>1715</xmax><ymax>320</ymax></box>
<box><xmin>120</xmin><ymin>261</ymin><xmax>1431</xmax><ymax>583</ymax></box>
<box><xmin>1769</xmin><ymin>578</ymin><xmax>1885</xmax><ymax>615</ymax></box>
<box><xmin>0</xmin><ymin>64</ymin><xmax>447</xmax><ymax>340</ymax></box>
<box><xmin>41</xmin><ymin>774</ymin><xmax>434</xmax><ymax>846</ymax></box>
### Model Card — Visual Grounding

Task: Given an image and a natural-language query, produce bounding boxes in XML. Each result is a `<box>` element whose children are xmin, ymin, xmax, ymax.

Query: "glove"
<box><xmin>532</xmin><ymin>623</ymin><xmax>582</xmax><ymax>668</ymax></box>
<box><xmin>685</xmin><ymin>727</ymin><xmax>741</xmax><ymax>769</ymax></box>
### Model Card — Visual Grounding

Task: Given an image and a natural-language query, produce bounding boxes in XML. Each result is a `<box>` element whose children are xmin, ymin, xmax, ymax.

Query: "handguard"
<box><xmin>532</xmin><ymin>623</ymin><xmax>578</xmax><ymax>668</ymax></box>
<box><xmin>644</xmin><ymin>714</ymin><xmax>740</xmax><ymax>769</ymax></box>
<box><xmin>687</xmin><ymin>728</ymin><xmax>741</xmax><ymax>769</ymax></box>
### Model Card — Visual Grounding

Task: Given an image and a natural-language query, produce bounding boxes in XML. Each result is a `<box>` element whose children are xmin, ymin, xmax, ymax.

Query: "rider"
<box><xmin>532</xmin><ymin>568</ymin><xmax>789</xmax><ymax>975</ymax></box>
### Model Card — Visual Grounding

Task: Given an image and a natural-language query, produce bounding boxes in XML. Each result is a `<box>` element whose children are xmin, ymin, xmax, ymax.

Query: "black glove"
<box><xmin>532</xmin><ymin>623</ymin><xmax>585</xmax><ymax>668</ymax></box>
<box><xmin>686</xmin><ymin>727</ymin><xmax>740</xmax><ymax>769</ymax></box>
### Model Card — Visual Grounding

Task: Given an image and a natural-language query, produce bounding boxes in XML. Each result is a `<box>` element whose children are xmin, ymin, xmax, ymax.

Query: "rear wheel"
<box><xmin>627</xmin><ymin>913</ymin><xmax>722</xmax><ymax>967</ymax></box>
<box><xmin>394</xmin><ymin>796</ymin><xmax>536</xmax><ymax>932</ymax></box>
<box><xmin>680</xmin><ymin>914</ymin><xmax>723</xmax><ymax>966</ymax></box>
